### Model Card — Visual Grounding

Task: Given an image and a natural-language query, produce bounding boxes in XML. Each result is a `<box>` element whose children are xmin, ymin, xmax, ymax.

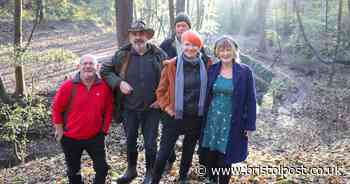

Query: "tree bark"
<box><xmin>36</xmin><ymin>0</ymin><xmax>44</xmax><ymax>22</ymax></box>
<box><xmin>186</xmin><ymin>0</ymin><xmax>190</xmax><ymax>14</ymax></box>
<box><xmin>168</xmin><ymin>0</ymin><xmax>175</xmax><ymax>36</ymax></box>
<box><xmin>14</xmin><ymin>0</ymin><xmax>26</xmax><ymax>97</ymax></box>
<box><xmin>116</xmin><ymin>0</ymin><xmax>133</xmax><ymax>47</ymax></box>
<box><xmin>196</xmin><ymin>0</ymin><xmax>204</xmax><ymax>30</ymax></box>
<box><xmin>0</xmin><ymin>76</ymin><xmax>12</xmax><ymax>104</ymax></box>
<box><xmin>176</xmin><ymin>0</ymin><xmax>185</xmax><ymax>14</ymax></box>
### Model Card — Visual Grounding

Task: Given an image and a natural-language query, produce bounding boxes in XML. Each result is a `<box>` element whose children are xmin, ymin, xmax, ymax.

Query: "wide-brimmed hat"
<box><xmin>128</xmin><ymin>20</ymin><xmax>155</xmax><ymax>39</ymax></box>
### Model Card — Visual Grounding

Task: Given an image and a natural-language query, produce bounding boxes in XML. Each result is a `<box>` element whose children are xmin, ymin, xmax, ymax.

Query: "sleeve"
<box><xmin>156</xmin><ymin>64</ymin><xmax>171</xmax><ymax>111</ymax></box>
<box><xmin>160</xmin><ymin>40</ymin><xmax>171</xmax><ymax>60</ymax></box>
<box><xmin>103</xmin><ymin>85</ymin><xmax>114</xmax><ymax>135</ymax></box>
<box><xmin>244</xmin><ymin>68</ymin><xmax>257</xmax><ymax>131</ymax></box>
<box><xmin>159</xmin><ymin>48</ymin><xmax>169</xmax><ymax>66</ymax></box>
<box><xmin>100</xmin><ymin>52</ymin><xmax>123</xmax><ymax>90</ymax></box>
<box><xmin>51</xmin><ymin>81</ymin><xmax>71</xmax><ymax>125</ymax></box>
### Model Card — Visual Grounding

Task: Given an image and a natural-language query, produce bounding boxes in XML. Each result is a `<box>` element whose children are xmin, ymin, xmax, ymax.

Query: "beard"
<box><xmin>132</xmin><ymin>39</ymin><xmax>147</xmax><ymax>53</ymax></box>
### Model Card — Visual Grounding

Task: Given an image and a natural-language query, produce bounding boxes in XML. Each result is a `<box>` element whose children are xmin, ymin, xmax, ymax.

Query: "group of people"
<box><xmin>52</xmin><ymin>12</ymin><xmax>256</xmax><ymax>184</ymax></box>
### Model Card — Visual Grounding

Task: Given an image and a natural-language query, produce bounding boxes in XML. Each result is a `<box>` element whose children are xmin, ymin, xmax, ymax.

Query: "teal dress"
<box><xmin>201</xmin><ymin>75</ymin><xmax>234</xmax><ymax>154</ymax></box>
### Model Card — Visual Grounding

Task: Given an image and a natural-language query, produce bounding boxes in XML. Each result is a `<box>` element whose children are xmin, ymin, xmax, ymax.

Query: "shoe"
<box><xmin>116</xmin><ymin>166</ymin><xmax>137</xmax><ymax>184</ymax></box>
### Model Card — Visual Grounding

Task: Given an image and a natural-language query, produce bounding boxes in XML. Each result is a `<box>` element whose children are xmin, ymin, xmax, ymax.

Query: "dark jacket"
<box><xmin>100</xmin><ymin>43</ymin><xmax>167</xmax><ymax>111</ymax></box>
<box><xmin>202</xmin><ymin>61</ymin><xmax>257</xmax><ymax>164</ymax></box>
<box><xmin>183</xmin><ymin>58</ymin><xmax>201</xmax><ymax>115</ymax></box>
<box><xmin>160</xmin><ymin>38</ymin><xmax>177</xmax><ymax>59</ymax></box>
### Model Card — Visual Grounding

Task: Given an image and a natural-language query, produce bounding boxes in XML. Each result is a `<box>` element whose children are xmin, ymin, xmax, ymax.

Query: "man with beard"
<box><xmin>52</xmin><ymin>54</ymin><xmax>114</xmax><ymax>184</ymax></box>
<box><xmin>100</xmin><ymin>20</ymin><xmax>167</xmax><ymax>184</ymax></box>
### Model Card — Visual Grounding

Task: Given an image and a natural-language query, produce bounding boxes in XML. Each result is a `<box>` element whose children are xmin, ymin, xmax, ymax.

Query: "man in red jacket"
<box><xmin>52</xmin><ymin>54</ymin><xmax>114</xmax><ymax>184</ymax></box>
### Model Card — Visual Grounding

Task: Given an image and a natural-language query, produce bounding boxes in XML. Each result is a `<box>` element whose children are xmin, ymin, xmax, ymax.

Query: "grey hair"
<box><xmin>80</xmin><ymin>54</ymin><xmax>98</xmax><ymax>65</ymax></box>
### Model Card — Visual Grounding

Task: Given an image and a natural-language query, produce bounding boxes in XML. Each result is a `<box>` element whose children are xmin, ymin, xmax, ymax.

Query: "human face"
<box><xmin>129</xmin><ymin>31</ymin><xmax>148</xmax><ymax>52</ymax></box>
<box><xmin>217</xmin><ymin>46</ymin><xmax>236</xmax><ymax>64</ymax></box>
<box><xmin>182</xmin><ymin>40</ymin><xmax>200</xmax><ymax>59</ymax></box>
<box><xmin>79</xmin><ymin>56</ymin><xmax>98</xmax><ymax>79</ymax></box>
<box><xmin>175</xmin><ymin>21</ymin><xmax>190</xmax><ymax>41</ymax></box>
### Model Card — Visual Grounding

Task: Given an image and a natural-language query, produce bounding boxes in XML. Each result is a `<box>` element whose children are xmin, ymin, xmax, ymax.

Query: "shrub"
<box><xmin>0</xmin><ymin>95</ymin><xmax>51</xmax><ymax>163</ymax></box>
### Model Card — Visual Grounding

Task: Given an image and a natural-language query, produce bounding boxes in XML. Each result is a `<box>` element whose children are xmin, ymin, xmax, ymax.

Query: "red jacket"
<box><xmin>52</xmin><ymin>75</ymin><xmax>114</xmax><ymax>140</ymax></box>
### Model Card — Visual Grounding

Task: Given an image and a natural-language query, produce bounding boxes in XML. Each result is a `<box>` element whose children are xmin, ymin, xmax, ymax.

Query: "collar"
<box><xmin>182</xmin><ymin>53</ymin><xmax>200</xmax><ymax>66</ymax></box>
<box><xmin>72</xmin><ymin>72</ymin><xmax>102</xmax><ymax>84</ymax></box>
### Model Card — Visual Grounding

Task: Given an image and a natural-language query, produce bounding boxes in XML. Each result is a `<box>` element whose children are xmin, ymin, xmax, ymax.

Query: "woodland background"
<box><xmin>0</xmin><ymin>0</ymin><xmax>349</xmax><ymax>183</ymax></box>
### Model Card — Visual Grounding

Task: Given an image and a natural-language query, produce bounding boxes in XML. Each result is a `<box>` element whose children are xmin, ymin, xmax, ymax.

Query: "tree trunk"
<box><xmin>239</xmin><ymin>1</ymin><xmax>251</xmax><ymax>35</ymax></box>
<box><xmin>196</xmin><ymin>0</ymin><xmax>205</xmax><ymax>30</ymax></box>
<box><xmin>186</xmin><ymin>0</ymin><xmax>190</xmax><ymax>14</ymax></box>
<box><xmin>14</xmin><ymin>0</ymin><xmax>26</xmax><ymax>97</ymax></box>
<box><xmin>282</xmin><ymin>0</ymin><xmax>289</xmax><ymax>37</ymax></box>
<box><xmin>294</xmin><ymin>0</ymin><xmax>330</xmax><ymax>64</ymax></box>
<box><xmin>348</xmin><ymin>0</ymin><xmax>350</xmax><ymax>19</ymax></box>
<box><xmin>176</xmin><ymin>0</ymin><xmax>185</xmax><ymax>14</ymax></box>
<box><xmin>116</xmin><ymin>0</ymin><xmax>133</xmax><ymax>47</ymax></box>
<box><xmin>168</xmin><ymin>0</ymin><xmax>175</xmax><ymax>36</ymax></box>
<box><xmin>0</xmin><ymin>77</ymin><xmax>12</xmax><ymax>104</ymax></box>
<box><xmin>257</xmin><ymin>0</ymin><xmax>270</xmax><ymax>52</ymax></box>
<box><xmin>328</xmin><ymin>0</ymin><xmax>343</xmax><ymax>86</ymax></box>
<box><xmin>325</xmin><ymin>0</ymin><xmax>329</xmax><ymax>32</ymax></box>
<box><xmin>36</xmin><ymin>0</ymin><xmax>44</xmax><ymax>22</ymax></box>
<box><xmin>144</xmin><ymin>0</ymin><xmax>152</xmax><ymax>25</ymax></box>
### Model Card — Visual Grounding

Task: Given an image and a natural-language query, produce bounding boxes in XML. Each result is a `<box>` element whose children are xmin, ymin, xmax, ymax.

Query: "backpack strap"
<box><xmin>63</xmin><ymin>82</ymin><xmax>77</xmax><ymax>131</ymax></box>
<box><xmin>115</xmin><ymin>51</ymin><xmax>131</xmax><ymax>79</ymax></box>
<box><xmin>113</xmin><ymin>51</ymin><xmax>130</xmax><ymax>124</ymax></box>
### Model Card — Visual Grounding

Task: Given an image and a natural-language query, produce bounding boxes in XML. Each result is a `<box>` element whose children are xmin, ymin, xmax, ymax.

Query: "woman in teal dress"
<box><xmin>200</xmin><ymin>35</ymin><xmax>257</xmax><ymax>184</ymax></box>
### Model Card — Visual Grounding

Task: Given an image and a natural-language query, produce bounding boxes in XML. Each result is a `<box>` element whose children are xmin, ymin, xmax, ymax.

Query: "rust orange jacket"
<box><xmin>156</xmin><ymin>57</ymin><xmax>212</xmax><ymax>113</ymax></box>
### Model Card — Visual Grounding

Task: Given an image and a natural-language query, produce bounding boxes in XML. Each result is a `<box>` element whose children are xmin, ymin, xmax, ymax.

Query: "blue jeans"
<box><xmin>124</xmin><ymin>109</ymin><xmax>160</xmax><ymax>169</ymax></box>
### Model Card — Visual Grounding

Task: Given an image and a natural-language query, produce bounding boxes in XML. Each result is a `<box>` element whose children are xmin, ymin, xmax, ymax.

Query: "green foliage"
<box><xmin>0</xmin><ymin>96</ymin><xmax>51</xmax><ymax>163</ymax></box>
<box><xmin>45</xmin><ymin>0</ymin><xmax>76</xmax><ymax>20</ymax></box>
<box><xmin>43</xmin><ymin>0</ymin><xmax>114</xmax><ymax>23</ymax></box>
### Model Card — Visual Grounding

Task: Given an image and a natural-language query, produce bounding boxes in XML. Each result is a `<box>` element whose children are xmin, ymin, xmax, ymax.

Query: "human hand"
<box><xmin>119</xmin><ymin>81</ymin><xmax>133</xmax><ymax>95</ymax></box>
<box><xmin>165</xmin><ymin>106</ymin><xmax>175</xmax><ymax>117</ymax></box>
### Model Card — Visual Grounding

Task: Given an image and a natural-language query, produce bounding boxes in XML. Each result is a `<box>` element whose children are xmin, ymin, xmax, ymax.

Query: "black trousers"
<box><xmin>61</xmin><ymin>133</ymin><xmax>109</xmax><ymax>184</ymax></box>
<box><xmin>152</xmin><ymin>113</ymin><xmax>202</xmax><ymax>183</ymax></box>
<box><xmin>124</xmin><ymin>109</ymin><xmax>160</xmax><ymax>170</ymax></box>
<box><xmin>200</xmin><ymin>148</ymin><xmax>232</xmax><ymax>184</ymax></box>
